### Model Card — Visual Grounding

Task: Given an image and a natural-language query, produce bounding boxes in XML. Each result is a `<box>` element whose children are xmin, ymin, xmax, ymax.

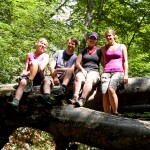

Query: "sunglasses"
<box><xmin>105</xmin><ymin>35</ymin><xmax>112</xmax><ymax>38</ymax></box>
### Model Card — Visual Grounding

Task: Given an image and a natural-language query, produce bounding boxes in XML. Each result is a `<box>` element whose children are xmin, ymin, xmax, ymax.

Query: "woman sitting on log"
<box><xmin>8</xmin><ymin>38</ymin><xmax>52</xmax><ymax>108</ymax></box>
<box><xmin>68</xmin><ymin>32</ymin><xmax>102</xmax><ymax>107</ymax></box>
<box><xmin>101</xmin><ymin>29</ymin><xmax>128</xmax><ymax>115</ymax></box>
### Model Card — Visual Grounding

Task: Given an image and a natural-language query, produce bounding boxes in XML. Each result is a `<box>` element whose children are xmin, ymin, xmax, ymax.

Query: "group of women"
<box><xmin>69</xmin><ymin>29</ymin><xmax>128</xmax><ymax>115</ymax></box>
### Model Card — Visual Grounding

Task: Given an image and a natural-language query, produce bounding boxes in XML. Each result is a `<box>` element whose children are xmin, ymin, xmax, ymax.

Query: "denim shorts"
<box><xmin>101</xmin><ymin>72</ymin><xmax>124</xmax><ymax>94</ymax></box>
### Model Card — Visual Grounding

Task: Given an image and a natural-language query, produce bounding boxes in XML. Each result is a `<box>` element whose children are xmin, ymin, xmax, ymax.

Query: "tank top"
<box><xmin>27</xmin><ymin>52</ymin><xmax>46</xmax><ymax>73</ymax></box>
<box><xmin>104</xmin><ymin>44</ymin><xmax>124</xmax><ymax>73</ymax></box>
<box><xmin>79</xmin><ymin>47</ymin><xmax>101</xmax><ymax>72</ymax></box>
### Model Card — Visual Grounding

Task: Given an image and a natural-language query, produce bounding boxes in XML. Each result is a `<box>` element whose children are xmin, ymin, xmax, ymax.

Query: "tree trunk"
<box><xmin>0</xmin><ymin>77</ymin><xmax>150</xmax><ymax>149</ymax></box>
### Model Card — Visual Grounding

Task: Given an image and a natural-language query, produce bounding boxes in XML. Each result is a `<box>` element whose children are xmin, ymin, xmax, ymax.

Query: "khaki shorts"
<box><xmin>76</xmin><ymin>70</ymin><xmax>100</xmax><ymax>85</ymax></box>
<box><xmin>101</xmin><ymin>72</ymin><xmax>124</xmax><ymax>94</ymax></box>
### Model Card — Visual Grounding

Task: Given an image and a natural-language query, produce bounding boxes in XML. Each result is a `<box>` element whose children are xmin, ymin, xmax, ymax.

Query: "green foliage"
<box><xmin>129</xmin><ymin>52</ymin><xmax>150</xmax><ymax>77</ymax></box>
<box><xmin>4</xmin><ymin>127</ymin><xmax>55</xmax><ymax>149</ymax></box>
<box><xmin>0</xmin><ymin>0</ymin><xmax>149</xmax><ymax>83</ymax></box>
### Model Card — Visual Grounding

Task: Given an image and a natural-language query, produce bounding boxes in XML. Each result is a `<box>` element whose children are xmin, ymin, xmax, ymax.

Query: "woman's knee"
<box><xmin>19</xmin><ymin>79</ymin><xmax>27</xmax><ymax>87</ymax></box>
<box><xmin>43</xmin><ymin>78</ymin><xmax>51</xmax><ymax>86</ymax></box>
<box><xmin>31</xmin><ymin>59</ymin><xmax>38</xmax><ymax>65</ymax></box>
<box><xmin>108</xmin><ymin>87</ymin><xmax>116</xmax><ymax>94</ymax></box>
<box><xmin>75</xmin><ymin>73</ymin><xmax>85</xmax><ymax>82</ymax></box>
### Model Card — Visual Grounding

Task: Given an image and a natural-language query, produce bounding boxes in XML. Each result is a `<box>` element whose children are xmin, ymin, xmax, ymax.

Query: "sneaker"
<box><xmin>24</xmin><ymin>79</ymin><xmax>33</xmax><ymax>93</ymax></box>
<box><xmin>67</xmin><ymin>95</ymin><xmax>78</xmax><ymax>105</ymax></box>
<box><xmin>75</xmin><ymin>97</ymin><xmax>86</xmax><ymax>107</ymax></box>
<box><xmin>8</xmin><ymin>98</ymin><xmax>19</xmax><ymax>107</ymax></box>
<box><xmin>112</xmin><ymin>112</ymin><xmax>122</xmax><ymax>116</ymax></box>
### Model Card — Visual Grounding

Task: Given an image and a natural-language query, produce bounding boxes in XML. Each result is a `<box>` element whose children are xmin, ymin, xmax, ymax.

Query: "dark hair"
<box><xmin>68</xmin><ymin>37</ymin><xmax>78</xmax><ymax>46</ymax></box>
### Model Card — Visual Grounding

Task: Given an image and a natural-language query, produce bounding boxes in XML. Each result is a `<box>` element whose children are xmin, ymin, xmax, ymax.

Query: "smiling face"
<box><xmin>36</xmin><ymin>38</ymin><xmax>48</xmax><ymax>52</ymax></box>
<box><xmin>87</xmin><ymin>36</ymin><xmax>98</xmax><ymax>48</ymax></box>
<box><xmin>105</xmin><ymin>30</ymin><xmax>116</xmax><ymax>44</ymax></box>
<box><xmin>66</xmin><ymin>38</ymin><xmax>78</xmax><ymax>54</ymax></box>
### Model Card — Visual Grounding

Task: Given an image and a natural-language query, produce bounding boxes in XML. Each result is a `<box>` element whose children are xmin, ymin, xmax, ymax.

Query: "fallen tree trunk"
<box><xmin>1</xmin><ymin>104</ymin><xmax>150</xmax><ymax>150</ymax></box>
<box><xmin>0</xmin><ymin>77</ymin><xmax>150</xmax><ymax>149</ymax></box>
<box><xmin>1</xmin><ymin>77</ymin><xmax>150</xmax><ymax>112</ymax></box>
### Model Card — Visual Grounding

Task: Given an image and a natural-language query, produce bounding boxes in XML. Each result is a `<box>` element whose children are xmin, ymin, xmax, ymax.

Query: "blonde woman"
<box><xmin>8</xmin><ymin>38</ymin><xmax>50</xmax><ymax>108</ymax></box>
<box><xmin>101</xmin><ymin>29</ymin><xmax>128</xmax><ymax>115</ymax></box>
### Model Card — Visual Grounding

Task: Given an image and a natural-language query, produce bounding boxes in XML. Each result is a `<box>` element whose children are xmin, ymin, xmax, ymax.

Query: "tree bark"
<box><xmin>0</xmin><ymin>77</ymin><xmax>150</xmax><ymax>149</ymax></box>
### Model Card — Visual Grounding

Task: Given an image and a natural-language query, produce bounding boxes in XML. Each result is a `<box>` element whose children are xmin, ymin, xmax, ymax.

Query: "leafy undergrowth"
<box><xmin>3</xmin><ymin>127</ymin><xmax>100</xmax><ymax>150</ymax></box>
<box><xmin>123</xmin><ymin>112</ymin><xmax>150</xmax><ymax>121</ymax></box>
<box><xmin>4</xmin><ymin>127</ymin><xmax>55</xmax><ymax>150</ymax></box>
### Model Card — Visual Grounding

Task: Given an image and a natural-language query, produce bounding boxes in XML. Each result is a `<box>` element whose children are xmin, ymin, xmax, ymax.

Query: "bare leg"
<box><xmin>73</xmin><ymin>72</ymin><xmax>85</xmax><ymax>96</ymax></box>
<box><xmin>81</xmin><ymin>72</ymin><xmax>99</xmax><ymax>98</ymax></box>
<box><xmin>15</xmin><ymin>79</ymin><xmax>27</xmax><ymax>101</ymax></box>
<box><xmin>43</xmin><ymin>78</ymin><xmax>52</xmax><ymax>94</ymax></box>
<box><xmin>108</xmin><ymin>87</ymin><xmax>118</xmax><ymax>113</ymax></box>
<box><xmin>102</xmin><ymin>93</ymin><xmax>111</xmax><ymax>113</ymax></box>
<box><xmin>62</xmin><ymin>69</ymin><xmax>73</xmax><ymax>86</ymax></box>
<box><xmin>29</xmin><ymin>60</ymin><xmax>39</xmax><ymax>80</ymax></box>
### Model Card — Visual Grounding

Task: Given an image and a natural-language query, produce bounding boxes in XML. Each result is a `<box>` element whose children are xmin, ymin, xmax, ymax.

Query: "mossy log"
<box><xmin>0</xmin><ymin>77</ymin><xmax>150</xmax><ymax>150</ymax></box>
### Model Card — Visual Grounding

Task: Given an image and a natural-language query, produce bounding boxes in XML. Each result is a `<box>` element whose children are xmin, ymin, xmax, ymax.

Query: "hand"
<box><xmin>124</xmin><ymin>76</ymin><xmax>128</xmax><ymax>84</ymax></box>
<box><xmin>54</xmin><ymin>76</ymin><xmax>60</xmax><ymax>85</ymax></box>
<box><xmin>52</xmin><ymin>70</ymin><xmax>57</xmax><ymax>78</ymax></box>
<box><xmin>81</xmin><ymin>69</ymin><xmax>87</xmax><ymax>77</ymax></box>
<box><xmin>20</xmin><ymin>70</ymin><xmax>29</xmax><ymax>76</ymax></box>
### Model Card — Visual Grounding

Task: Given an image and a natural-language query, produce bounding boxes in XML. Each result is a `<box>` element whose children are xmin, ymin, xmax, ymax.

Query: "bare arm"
<box><xmin>20</xmin><ymin>53</ymin><xmax>30</xmax><ymax>76</ymax></box>
<box><xmin>101</xmin><ymin>46</ymin><xmax>106</xmax><ymax>69</ymax></box>
<box><xmin>122</xmin><ymin>44</ymin><xmax>128</xmax><ymax>84</ymax></box>
<box><xmin>50</xmin><ymin>60</ymin><xmax>57</xmax><ymax>78</ymax></box>
<box><xmin>76</xmin><ymin>53</ymin><xmax>87</xmax><ymax>77</ymax></box>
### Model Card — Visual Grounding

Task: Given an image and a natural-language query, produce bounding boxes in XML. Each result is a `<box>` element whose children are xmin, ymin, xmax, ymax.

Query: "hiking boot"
<box><xmin>38</xmin><ymin>94</ymin><xmax>54</xmax><ymax>107</ymax></box>
<box><xmin>67</xmin><ymin>95</ymin><xmax>78</xmax><ymax>105</ymax></box>
<box><xmin>8</xmin><ymin>98</ymin><xmax>19</xmax><ymax>107</ymax></box>
<box><xmin>44</xmin><ymin>94</ymin><xmax>54</xmax><ymax>107</ymax></box>
<box><xmin>75</xmin><ymin>97</ymin><xmax>86</xmax><ymax>107</ymax></box>
<box><xmin>59</xmin><ymin>85</ymin><xmax>66</xmax><ymax>97</ymax></box>
<box><xmin>24</xmin><ymin>79</ymin><xmax>33</xmax><ymax>93</ymax></box>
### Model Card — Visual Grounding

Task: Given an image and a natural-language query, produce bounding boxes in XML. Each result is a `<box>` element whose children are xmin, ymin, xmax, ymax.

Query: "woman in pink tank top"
<box><xmin>8</xmin><ymin>38</ymin><xmax>49</xmax><ymax>108</ymax></box>
<box><xmin>101</xmin><ymin>29</ymin><xmax>128</xmax><ymax>115</ymax></box>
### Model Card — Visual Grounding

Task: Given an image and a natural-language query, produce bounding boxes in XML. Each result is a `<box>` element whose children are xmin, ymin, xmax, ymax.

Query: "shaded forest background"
<box><xmin>0</xmin><ymin>0</ymin><xmax>150</xmax><ymax>84</ymax></box>
<box><xmin>0</xmin><ymin>0</ymin><xmax>150</xmax><ymax>149</ymax></box>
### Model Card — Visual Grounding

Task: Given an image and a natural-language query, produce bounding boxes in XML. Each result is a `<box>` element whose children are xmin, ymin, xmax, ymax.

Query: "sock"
<box><xmin>44</xmin><ymin>93</ymin><xmax>50</xmax><ymax>97</ymax></box>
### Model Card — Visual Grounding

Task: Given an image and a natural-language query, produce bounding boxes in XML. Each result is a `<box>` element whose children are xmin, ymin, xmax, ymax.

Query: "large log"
<box><xmin>1</xmin><ymin>77</ymin><xmax>150</xmax><ymax>112</ymax></box>
<box><xmin>1</xmin><ymin>103</ymin><xmax>150</xmax><ymax>150</ymax></box>
<box><xmin>0</xmin><ymin>77</ymin><xmax>150</xmax><ymax>149</ymax></box>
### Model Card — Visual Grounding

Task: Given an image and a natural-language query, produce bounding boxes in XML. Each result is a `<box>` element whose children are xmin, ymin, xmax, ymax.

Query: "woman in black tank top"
<box><xmin>68</xmin><ymin>32</ymin><xmax>102</xmax><ymax>107</ymax></box>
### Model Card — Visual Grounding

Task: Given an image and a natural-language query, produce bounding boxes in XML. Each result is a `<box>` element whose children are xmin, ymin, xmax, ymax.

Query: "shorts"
<box><xmin>76</xmin><ymin>70</ymin><xmax>100</xmax><ymax>85</ymax></box>
<box><xmin>58</xmin><ymin>72</ymin><xmax>75</xmax><ymax>83</ymax></box>
<box><xmin>33</xmin><ymin>71</ymin><xmax>45</xmax><ymax>86</ymax></box>
<box><xmin>101</xmin><ymin>72</ymin><xmax>124</xmax><ymax>94</ymax></box>
<box><xmin>17</xmin><ymin>71</ymin><xmax>45</xmax><ymax>86</ymax></box>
